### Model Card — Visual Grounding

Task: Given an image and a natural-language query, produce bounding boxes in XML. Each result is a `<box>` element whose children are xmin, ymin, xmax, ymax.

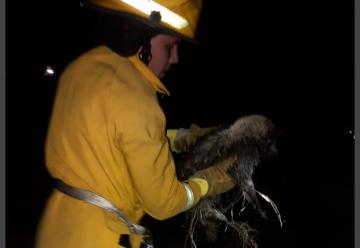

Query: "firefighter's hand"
<box><xmin>174</xmin><ymin>124</ymin><xmax>218</xmax><ymax>152</ymax></box>
<box><xmin>189</xmin><ymin>157</ymin><xmax>237</xmax><ymax>198</ymax></box>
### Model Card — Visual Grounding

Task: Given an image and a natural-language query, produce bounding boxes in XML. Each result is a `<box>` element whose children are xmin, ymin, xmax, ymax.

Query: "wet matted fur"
<box><xmin>176</xmin><ymin>114</ymin><xmax>280</xmax><ymax>248</ymax></box>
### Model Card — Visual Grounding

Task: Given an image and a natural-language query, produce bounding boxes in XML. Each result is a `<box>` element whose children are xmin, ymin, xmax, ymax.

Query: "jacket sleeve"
<box><xmin>111</xmin><ymin>89</ymin><xmax>201</xmax><ymax>220</ymax></box>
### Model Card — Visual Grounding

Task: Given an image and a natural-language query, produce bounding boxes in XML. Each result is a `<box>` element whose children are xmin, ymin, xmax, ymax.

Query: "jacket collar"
<box><xmin>128</xmin><ymin>55</ymin><xmax>170</xmax><ymax>96</ymax></box>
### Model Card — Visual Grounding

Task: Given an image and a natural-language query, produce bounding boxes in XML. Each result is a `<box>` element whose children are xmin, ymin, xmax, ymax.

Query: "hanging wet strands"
<box><xmin>176</xmin><ymin>115</ymin><xmax>282</xmax><ymax>248</ymax></box>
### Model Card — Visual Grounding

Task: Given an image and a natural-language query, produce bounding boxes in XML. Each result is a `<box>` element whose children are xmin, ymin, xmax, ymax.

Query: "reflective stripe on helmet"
<box><xmin>121</xmin><ymin>0</ymin><xmax>189</xmax><ymax>30</ymax></box>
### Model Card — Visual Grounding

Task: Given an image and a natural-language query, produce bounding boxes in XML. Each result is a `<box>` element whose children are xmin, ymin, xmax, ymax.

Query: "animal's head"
<box><xmin>230</xmin><ymin>115</ymin><xmax>279</xmax><ymax>159</ymax></box>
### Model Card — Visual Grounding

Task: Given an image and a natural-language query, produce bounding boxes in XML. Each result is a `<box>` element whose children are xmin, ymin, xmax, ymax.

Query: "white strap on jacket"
<box><xmin>56</xmin><ymin>180</ymin><xmax>148</xmax><ymax>236</ymax></box>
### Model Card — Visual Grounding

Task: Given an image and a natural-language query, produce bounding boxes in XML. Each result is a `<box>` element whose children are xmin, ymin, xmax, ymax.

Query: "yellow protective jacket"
<box><xmin>36</xmin><ymin>45</ymin><xmax>201</xmax><ymax>248</ymax></box>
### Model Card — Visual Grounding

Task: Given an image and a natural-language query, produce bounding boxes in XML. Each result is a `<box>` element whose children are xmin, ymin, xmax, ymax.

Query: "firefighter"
<box><xmin>36</xmin><ymin>0</ymin><xmax>237</xmax><ymax>247</ymax></box>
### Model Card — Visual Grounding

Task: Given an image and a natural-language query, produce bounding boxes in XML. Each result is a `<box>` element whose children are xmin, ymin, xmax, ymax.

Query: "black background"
<box><xmin>6</xmin><ymin>0</ymin><xmax>354</xmax><ymax>247</ymax></box>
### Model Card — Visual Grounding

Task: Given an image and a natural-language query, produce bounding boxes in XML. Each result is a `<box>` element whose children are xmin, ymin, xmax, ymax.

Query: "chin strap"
<box><xmin>139</xmin><ymin>36</ymin><xmax>152</xmax><ymax>65</ymax></box>
<box><xmin>139</xmin><ymin>11</ymin><xmax>162</xmax><ymax>65</ymax></box>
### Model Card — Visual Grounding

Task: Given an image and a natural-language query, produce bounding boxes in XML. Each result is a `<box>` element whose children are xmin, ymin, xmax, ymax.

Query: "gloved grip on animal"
<box><xmin>175</xmin><ymin>114</ymin><xmax>282</xmax><ymax>248</ymax></box>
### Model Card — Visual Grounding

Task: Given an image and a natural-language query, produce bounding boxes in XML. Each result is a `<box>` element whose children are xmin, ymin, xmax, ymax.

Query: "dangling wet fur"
<box><xmin>176</xmin><ymin>114</ymin><xmax>281</xmax><ymax>248</ymax></box>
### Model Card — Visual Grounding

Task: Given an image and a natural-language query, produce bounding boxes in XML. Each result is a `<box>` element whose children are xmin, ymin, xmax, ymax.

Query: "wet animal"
<box><xmin>176</xmin><ymin>114</ymin><xmax>279</xmax><ymax>247</ymax></box>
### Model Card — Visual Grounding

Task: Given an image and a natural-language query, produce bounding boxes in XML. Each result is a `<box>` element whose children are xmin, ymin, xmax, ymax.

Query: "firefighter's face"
<box><xmin>148</xmin><ymin>34</ymin><xmax>180</xmax><ymax>78</ymax></box>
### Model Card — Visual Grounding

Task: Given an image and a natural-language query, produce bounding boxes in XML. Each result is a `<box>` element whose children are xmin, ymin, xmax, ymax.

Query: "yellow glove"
<box><xmin>174</xmin><ymin>124</ymin><xmax>218</xmax><ymax>153</ymax></box>
<box><xmin>188</xmin><ymin>157</ymin><xmax>237</xmax><ymax>198</ymax></box>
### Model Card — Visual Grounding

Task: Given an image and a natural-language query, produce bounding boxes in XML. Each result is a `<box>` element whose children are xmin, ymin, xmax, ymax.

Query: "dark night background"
<box><xmin>6</xmin><ymin>0</ymin><xmax>354</xmax><ymax>247</ymax></box>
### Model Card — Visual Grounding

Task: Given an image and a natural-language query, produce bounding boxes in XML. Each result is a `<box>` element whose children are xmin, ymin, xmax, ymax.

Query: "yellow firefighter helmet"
<box><xmin>84</xmin><ymin>0</ymin><xmax>203</xmax><ymax>43</ymax></box>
